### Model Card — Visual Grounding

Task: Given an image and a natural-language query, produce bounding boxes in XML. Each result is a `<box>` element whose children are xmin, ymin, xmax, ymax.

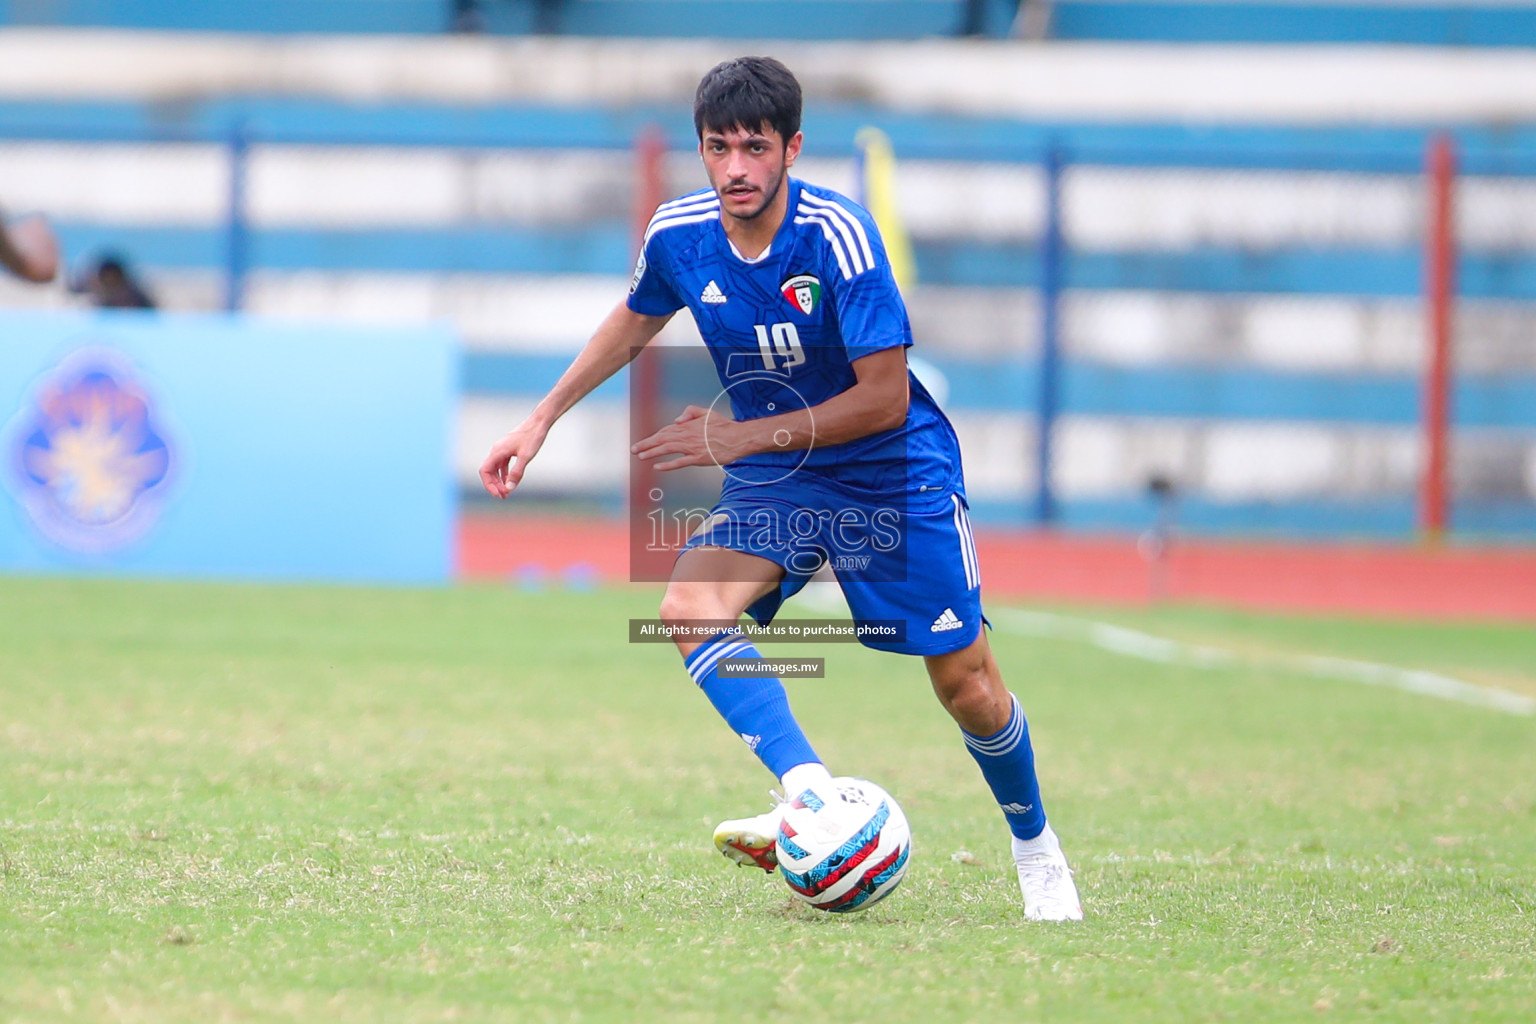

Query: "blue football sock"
<box><xmin>962</xmin><ymin>693</ymin><xmax>1047</xmax><ymax>840</ymax></box>
<box><xmin>684</xmin><ymin>630</ymin><xmax>821</xmax><ymax>780</ymax></box>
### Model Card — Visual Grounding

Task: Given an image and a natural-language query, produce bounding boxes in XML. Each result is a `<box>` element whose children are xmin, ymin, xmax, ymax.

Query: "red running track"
<box><xmin>459</xmin><ymin>514</ymin><xmax>1536</xmax><ymax>623</ymax></box>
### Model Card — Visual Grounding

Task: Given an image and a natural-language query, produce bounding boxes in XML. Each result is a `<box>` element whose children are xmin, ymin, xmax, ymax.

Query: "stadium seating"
<box><xmin>0</xmin><ymin>31</ymin><xmax>1533</xmax><ymax>534</ymax></box>
<box><xmin>3</xmin><ymin>0</ymin><xmax>1535</xmax><ymax>45</ymax></box>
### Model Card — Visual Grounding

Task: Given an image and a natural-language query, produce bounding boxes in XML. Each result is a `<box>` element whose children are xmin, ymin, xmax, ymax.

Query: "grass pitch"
<box><xmin>1</xmin><ymin>575</ymin><xmax>1533</xmax><ymax>1022</ymax></box>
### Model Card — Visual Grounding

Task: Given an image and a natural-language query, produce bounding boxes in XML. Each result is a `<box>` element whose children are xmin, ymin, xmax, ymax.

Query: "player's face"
<box><xmin>699</xmin><ymin>124</ymin><xmax>802</xmax><ymax>222</ymax></box>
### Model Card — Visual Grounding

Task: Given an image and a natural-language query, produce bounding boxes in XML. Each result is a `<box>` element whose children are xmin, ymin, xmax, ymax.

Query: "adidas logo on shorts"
<box><xmin>701</xmin><ymin>280</ymin><xmax>728</xmax><ymax>304</ymax></box>
<box><xmin>930</xmin><ymin>608</ymin><xmax>964</xmax><ymax>632</ymax></box>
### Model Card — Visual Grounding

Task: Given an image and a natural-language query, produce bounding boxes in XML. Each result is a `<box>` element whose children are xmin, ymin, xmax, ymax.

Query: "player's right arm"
<box><xmin>478</xmin><ymin>301</ymin><xmax>672</xmax><ymax>498</ymax></box>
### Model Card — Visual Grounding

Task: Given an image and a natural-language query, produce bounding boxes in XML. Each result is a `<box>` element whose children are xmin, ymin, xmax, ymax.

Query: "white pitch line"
<box><xmin>991</xmin><ymin>609</ymin><xmax>1536</xmax><ymax>717</ymax></box>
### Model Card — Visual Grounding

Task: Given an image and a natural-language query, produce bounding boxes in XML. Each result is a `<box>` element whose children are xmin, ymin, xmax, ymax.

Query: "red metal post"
<box><xmin>628</xmin><ymin>128</ymin><xmax>667</xmax><ymax>577</ymax></box>
<box><xmin>1420</xmin><ymin>134</ymin><xmax>1456</xmax><ymax>542</ymax></box>
<box><xmin>633</xmin><ymin>128</ymin><xmax>667</xmax><ymax>254</ymax></box>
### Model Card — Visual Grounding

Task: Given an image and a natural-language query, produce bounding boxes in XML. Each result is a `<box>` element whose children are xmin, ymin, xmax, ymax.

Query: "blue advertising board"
<box><xmin>0</xmin><ymin>310</ymin><xmax>454</xmax><ymax>583</ymax></box>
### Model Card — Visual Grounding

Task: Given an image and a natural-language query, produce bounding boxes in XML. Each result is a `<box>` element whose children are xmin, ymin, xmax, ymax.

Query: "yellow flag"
<box><xmin>855</xmin><ymin>127</ymin><xmax>916</xmax><ymax>292</ymax></box>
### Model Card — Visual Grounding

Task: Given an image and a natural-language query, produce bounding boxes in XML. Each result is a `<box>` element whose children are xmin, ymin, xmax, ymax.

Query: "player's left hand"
<box><xmin>632</xmin><ymin>404</ymin><xmax>741</xmax><ymax>471</ymax></box>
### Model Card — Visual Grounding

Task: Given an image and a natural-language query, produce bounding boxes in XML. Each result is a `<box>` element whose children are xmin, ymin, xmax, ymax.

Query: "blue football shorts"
<box><xmin>678</xmin><ymin>479</ymin><xmax>987</xmax><ymax>656</ymax></box>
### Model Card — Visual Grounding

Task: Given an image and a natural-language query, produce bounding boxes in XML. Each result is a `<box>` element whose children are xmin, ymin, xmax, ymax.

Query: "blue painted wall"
<box><xmin>0</xmin><ymin>311</ymin><xmax>456</xmax><ymax>582</ymax></box>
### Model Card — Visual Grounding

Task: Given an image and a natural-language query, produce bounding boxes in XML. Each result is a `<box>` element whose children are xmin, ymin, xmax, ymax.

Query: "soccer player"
<box><xmin>479</xmin><ymin>56</ymin><xmax>1082</xmax><ymax>921</ymax></box>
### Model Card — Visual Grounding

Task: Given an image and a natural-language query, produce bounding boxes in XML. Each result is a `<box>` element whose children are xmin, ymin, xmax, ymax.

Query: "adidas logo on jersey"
<box><xmin>931</xmin><ymin>608</ymin><xmax>964</xmax><ymax>632</ymax></box>
<box><xmin>701</xmin><ymin>280</ymin><xmax>728</xmax><ymax>304</ymax></box>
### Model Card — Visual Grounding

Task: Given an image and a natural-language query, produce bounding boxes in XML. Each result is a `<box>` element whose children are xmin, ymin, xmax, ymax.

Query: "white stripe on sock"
<box><xmin>686</xmin><ymin>634</ymin><xmax>753</xmax><ymax>684</ymax></box>
<box><xmin>963</xmin><ymin>694</ymin><xmax>1024</xmax><ymax>755</ymax></box>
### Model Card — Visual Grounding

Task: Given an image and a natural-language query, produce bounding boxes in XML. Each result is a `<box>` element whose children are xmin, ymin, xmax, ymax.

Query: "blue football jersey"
<box><xmin>627</xmin><ymin>177</ymin><xmax>963</xmax><ymax>509</ymax></box>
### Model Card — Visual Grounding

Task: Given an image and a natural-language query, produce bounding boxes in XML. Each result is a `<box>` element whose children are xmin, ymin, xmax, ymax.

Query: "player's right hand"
<box><xmin>479</xmin><ymin>420</ymin><xmax>547</xmax><ymax>499</ymax></box>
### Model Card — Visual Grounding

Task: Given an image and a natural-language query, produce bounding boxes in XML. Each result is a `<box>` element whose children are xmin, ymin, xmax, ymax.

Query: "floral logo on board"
<box><xmin>5</xmin><ymin>350</ymin><xmax>177</xmax><ymax>553</ymax></box>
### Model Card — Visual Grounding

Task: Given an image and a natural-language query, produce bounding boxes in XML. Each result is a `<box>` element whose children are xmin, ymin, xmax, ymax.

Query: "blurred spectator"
<box><xmin>962</xmin><ymin>0</ymin><xmax>1023</xmax><ymax>36</ymax></box>
<box><xmin>960</xmin><ymin>0</ymin><xmax>1048</xmax><ymax>38</ymax></box>
<box><xmin>1016</xmin><ymin>0</ymin><xmax>1054</xmax><ymax>40</ymax></box>
<box><xmin>76</xmin><ymin>252</ymin><xmax>156</xmax><ymax>310</ymax></box>
<box><xmin>0</xmin><ymin>210</ymin><xmax>60</xmax><ymax>283</ymax></box>
<box><xmin>449</xmin><ymin>0</ymin><xmax>484</xmax><ymax>32</ymax></box>
<box><xmin>450</xmin><ymin>0</ymin><xmax>563</xmax><ymax>34</ymax></box>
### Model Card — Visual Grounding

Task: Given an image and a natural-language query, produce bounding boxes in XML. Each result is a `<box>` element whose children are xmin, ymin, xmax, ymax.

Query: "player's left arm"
<box><xmin>632</xmin><ymin>345</ymin><xmax>908</xmax><ymax>471</ymax></box>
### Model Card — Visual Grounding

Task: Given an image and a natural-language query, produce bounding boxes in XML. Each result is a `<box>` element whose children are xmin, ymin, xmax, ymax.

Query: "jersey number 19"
<box><xmin>754</xmin><ymin>322</ymin><xmax>806</xmax><ymax>372</ymax></box>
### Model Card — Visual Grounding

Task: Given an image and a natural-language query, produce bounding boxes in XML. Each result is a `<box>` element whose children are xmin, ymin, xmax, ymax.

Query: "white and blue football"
<box><xmin>777</xmin><ymin>777</ymin><xmax>911</xmax><ymax>912</ymax></box>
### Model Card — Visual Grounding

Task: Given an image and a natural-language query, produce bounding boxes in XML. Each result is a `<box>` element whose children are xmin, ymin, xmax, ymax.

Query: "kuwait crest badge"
<box><xmin>781</xmin><ymin>274</ymin><xmax>821</xmax><ymax>316</ymax></box>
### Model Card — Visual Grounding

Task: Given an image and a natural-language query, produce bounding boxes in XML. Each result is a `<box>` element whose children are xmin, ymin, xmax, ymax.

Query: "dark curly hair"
<box><xmin>693</xmin><ymin>56</ymin><xmax>802</xmax><ymax>145</ymax></box>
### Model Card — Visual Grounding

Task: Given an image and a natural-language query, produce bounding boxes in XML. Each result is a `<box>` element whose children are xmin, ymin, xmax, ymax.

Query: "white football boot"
<box><xmin>1012</xmin><ymin>823</ymin><xmax>1084</xmax><ymax>921</ymax></box>
<box><xmin>712</xmin><ymin>792</ymin><xmax>786</xmax><ymax>874</ymax></box>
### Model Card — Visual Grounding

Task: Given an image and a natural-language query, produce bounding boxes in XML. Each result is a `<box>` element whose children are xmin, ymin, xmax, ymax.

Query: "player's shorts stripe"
<box><xmin>952</xmin><ymin>494</ymin><xmax>978</xmax><ymax>589</ymax></box>
<box><xmin>794</xmin><ymin>215</ymin><xmax>855</xmax><ymax>279</ymax></box>
<box><xmin>962</xmin><ymin>505</ymin><xmax>980</xmax><ymax>588</ymax></box>
<box><xmin>796</xmin><ymin>204</ymin><xmax>866</xmax><ymax>276</ymax></box>
<box><xmin>644</xmin><ymin>207</ymin><xmax>719</xmax><ymax>246</ymax></box>
<box><xmin>800</xmin><ymin>194</ymin><xmax>875</xmax><ymax>272</ymax></box>
<box><xmin>952</xmin><ymin>496</ymin><xmax>974</xmax><ymax>588</ymax></box>
<box><xmin>961</xmin><ymin>499</ymin><xmax>979</xmax><ymax>588</ymax></box>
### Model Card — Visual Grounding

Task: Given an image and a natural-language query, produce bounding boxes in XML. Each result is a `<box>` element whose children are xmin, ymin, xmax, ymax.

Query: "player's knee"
<box><xmin>659</xmin><ymin>586</ymin><xmax>726</xmax><ymax>624</ymax></box>
<box><xmin>949</xmin><ymin>683</ymin><xmax>1006</xmax><ymax>734</ymax></box>
<box><xmin>933</xmin><ymin>662</ymin><xmax>1009</xmax><ymax>734</ymax></box>
<box><xmin>658</xmin><ymin>588</ymin><xmax>697</xmax><ymax>623</ymax></box>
